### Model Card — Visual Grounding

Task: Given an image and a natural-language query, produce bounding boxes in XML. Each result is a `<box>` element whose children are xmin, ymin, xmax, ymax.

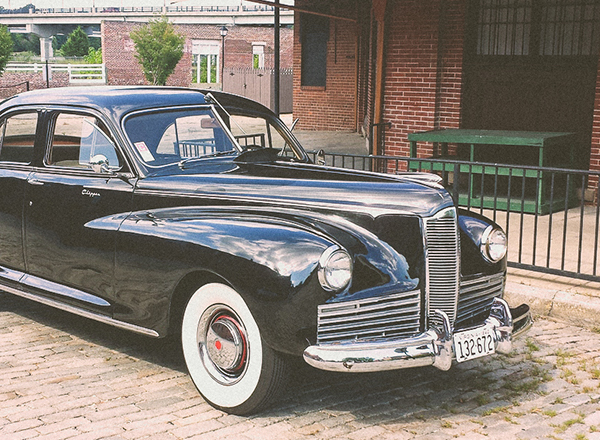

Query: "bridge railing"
<box><xmin>5</xmin><ymin>63</ymin><xmax>106</xmax><ymax>84</ymax></box>
<box><xmin>2</xmin><ymin>5</ymin><xmax>282</xmax><ymax>14</ymax></box>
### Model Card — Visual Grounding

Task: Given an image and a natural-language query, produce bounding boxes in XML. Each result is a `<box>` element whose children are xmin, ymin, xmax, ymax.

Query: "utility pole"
<box><xmin>273</xmin><ymin>0</ymin><xmax>280</xmax><ymax>116</ymax></box>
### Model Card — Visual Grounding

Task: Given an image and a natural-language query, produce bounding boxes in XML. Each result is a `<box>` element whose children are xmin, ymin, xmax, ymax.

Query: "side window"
<box><xmin>48</xmin><ymin>113</ymin><xmax>122</xmax><ymax>171</ymax></box>
<box><xmin>0</xmin><ymin>112</ymin><xmax>37</xmax><ymax>164</ymax></box>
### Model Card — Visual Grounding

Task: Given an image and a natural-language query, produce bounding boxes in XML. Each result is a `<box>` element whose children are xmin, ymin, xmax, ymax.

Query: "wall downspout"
<box><xmin>372</xmin><ymin>0</ymin><xmax>388</xmax><ymax>157</ymax></box>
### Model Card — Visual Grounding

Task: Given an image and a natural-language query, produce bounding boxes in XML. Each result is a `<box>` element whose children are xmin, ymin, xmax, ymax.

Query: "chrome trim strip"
<box><xmin>132</xmin><ymin>188</ymin><xmax>436</xmax><ymax>219</ymax></box>
<box><xmin>0</xmin><ymin>266</ymin><xmax>24</xmax><ymax>283</ymax></box>
<box><xmin>21</xmin><ymin>274</ymin><xmax>111</xmax><ymax>307</ymax></box>
<box><xmin>316</xmin><ymin>289</ymin><xmax>421</xmax><ymax>344</ymax></box>
<box><xmin>303</xmin><ymin>298</ymin><xmax>531</xmax><ymax>373</ymax></box>
<box><xmin>0</xmin><ymin>283</ymin><xmax>159</xmax><ymax>338</ymax></box>
<box><xmin>456</xmin><ymin>273</ymin><xmax>505</xmax><ymax>324</ymax></box>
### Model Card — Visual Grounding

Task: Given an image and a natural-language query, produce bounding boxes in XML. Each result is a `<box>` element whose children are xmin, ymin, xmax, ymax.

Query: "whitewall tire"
<box><xmin>181</xmin><ymin>283</ymin><xmax>287</xmax><ymax>414</ymax></box>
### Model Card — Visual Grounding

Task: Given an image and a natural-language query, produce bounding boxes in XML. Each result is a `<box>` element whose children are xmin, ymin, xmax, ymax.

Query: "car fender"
<box><xmin>85</xmin><ymin>206</ymin><xmax>420</xmax><ymax>355</ymax></box>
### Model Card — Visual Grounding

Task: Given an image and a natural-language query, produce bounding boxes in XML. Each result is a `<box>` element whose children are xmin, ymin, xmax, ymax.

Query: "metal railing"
<box><xmin>1</xmin><ymin>5</ymin><xmax>280</xmax><ymax>14</ymax></box>
<box><xmin>307</xmin><ymin>151</ymin><xmax>600</xmax><ymax>283</ymax></box>
<box><xmin>5</xmin><ymin>63</ymin><xmax>106</xmax><ymax>84</ymax></box>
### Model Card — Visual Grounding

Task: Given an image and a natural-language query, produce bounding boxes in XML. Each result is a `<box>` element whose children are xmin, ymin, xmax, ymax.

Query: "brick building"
<box><xmin>284</xmin><ymin>0</ymin><xmax>600</xmax><ymax>183</ymax></box>
<box><xmin>101</xmin><ymin>20</ymin><xmax>293</xmax><ymax>87</ymax></box>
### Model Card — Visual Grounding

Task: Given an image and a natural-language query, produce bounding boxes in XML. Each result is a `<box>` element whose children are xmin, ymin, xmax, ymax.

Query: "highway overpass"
<box><xmin>0</xmin><ymin>5</ymin><xmax>293</xmax><ymax>60</ymax></box>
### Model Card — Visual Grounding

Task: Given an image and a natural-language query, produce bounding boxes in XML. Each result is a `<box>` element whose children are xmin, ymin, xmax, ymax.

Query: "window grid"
<box><xmin>475</xmin><ymin>0</ymin><xmax>600</xmax><ymax>57</ymax></box>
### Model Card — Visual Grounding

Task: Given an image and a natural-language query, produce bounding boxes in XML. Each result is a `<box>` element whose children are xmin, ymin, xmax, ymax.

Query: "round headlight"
<box><xmin>481</xmin><ymin>226</ymin><xmax>507</xmax><ymax>263</ymax></box>
<box><xmin>318</xmin><ymin>246</ymin><xmax>353</xmax><ymax>292</ymax></box>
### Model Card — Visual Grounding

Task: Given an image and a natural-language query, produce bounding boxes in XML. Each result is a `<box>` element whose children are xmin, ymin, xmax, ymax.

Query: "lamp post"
<box><xmin>220</xmin><ymin>25</ymin><xmax>228</xmax><ymax>90</ymax></box>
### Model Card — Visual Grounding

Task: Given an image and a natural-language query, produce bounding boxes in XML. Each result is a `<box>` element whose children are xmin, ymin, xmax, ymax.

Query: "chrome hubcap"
<box><xmin>206</xmin><ymin>315</ymin><xmax>247</xmax><ymax>373</ymax></box>
<box><xmin>198</xmin><ymin>306</ymin><xmax>249</xmax><ymax>385</ymax></box>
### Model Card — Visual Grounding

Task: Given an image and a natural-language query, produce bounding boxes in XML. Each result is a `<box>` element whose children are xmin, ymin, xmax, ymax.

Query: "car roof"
<box><xmin>0</xmin><ymin>86</ymin><xmax>274</xmax><ymax>121</ymax></box>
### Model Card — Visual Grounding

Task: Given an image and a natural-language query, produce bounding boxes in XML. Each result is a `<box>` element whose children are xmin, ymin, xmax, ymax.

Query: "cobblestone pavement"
<box><xmin>2</xmin><ymin>292</ymin><xmax>600</xmax><ymax>440</ymax></box>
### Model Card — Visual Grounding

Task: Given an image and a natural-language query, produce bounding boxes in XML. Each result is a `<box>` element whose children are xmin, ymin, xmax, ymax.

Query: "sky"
<box><xmin>1</xmin><ymin>0</ymin><xmax>266</xmax><ymax>10</ymax></box>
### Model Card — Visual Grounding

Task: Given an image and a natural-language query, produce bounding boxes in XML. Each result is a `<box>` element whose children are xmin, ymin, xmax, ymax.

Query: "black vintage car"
<box><xmin>0</xmin><ymin>87</ymin><xmax>531</xmax><ymax>414</ymax></box>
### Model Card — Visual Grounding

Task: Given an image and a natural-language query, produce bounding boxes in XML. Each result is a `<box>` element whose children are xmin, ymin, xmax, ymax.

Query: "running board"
<box><xmin>0</xmin><ymin>282</ymin><xmax>159</xmax><ymax>338</ymax></box>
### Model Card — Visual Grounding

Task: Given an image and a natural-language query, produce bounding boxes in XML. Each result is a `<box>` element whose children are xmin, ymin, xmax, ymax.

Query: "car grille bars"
<box><xmin>423</xmin><ymin>207</ymin><xmax>460</xmax><ymax>328</ymax></box>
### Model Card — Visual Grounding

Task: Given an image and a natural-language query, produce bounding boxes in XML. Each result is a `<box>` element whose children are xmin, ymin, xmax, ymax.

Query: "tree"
<box><xmin>0</xmin><ymin>26</ymin><xmax>13</xmax><ymax>76</ymax></box>
<box><xmin>11</xmin><ymin>33</ymin><xmax>39</xmax><ymax>55</ymax></box>
<box><xmin>61</xmin><ymin>26</ymin><xmax>90</xmax><ymax>57</ymax></box>
<box><xmin>84</xmin><ymin>47</ymin><xmax>102</xmax><ymax>64</ymax></box>
<box><xmin>130</xmin><ymin>16</ymin><xmax>184</xmax><ymax>86</ymax></box>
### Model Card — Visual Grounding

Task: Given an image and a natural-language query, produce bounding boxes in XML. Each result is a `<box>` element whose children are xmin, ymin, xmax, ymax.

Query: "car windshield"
<box><xmin>124</xmin><ymin>106</ymin><xmax>306</xmax><ymax>168</ymax></box>
<box><xmin>124</xmin><ymin>108</ymin><xmax>238</xmax><ymax>167</ymax></box>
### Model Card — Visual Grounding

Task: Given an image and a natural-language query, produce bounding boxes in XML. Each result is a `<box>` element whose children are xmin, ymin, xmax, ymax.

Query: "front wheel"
<box><xmin>181</xmin><ymin>283</ymin><xmax>288</xmax><ymax>415</ymax></box>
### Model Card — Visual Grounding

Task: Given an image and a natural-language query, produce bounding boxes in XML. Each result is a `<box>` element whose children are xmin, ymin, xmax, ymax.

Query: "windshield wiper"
<box><xmin>178</xmin><ymin>150</ymin><xmax>237</xmax><ymax>169</ymax></box>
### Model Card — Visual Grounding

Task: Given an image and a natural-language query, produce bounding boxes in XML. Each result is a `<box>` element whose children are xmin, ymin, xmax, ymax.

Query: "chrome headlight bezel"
<box><xmin>480</xmin><ymin>226</ymin><xmax>507</xmax><ymax>263</ymax></box>
<box><xmin>318</xmin><ymin>245</ymin><xmax>353</xmax><ymax>292</ymax></box>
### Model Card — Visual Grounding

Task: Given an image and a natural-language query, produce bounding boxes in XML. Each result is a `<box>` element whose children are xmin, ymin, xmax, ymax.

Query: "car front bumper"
<box><xmin>303</xmin><ymin>298</ymin><xmax>532</xmax><ymax>373</ymax></box>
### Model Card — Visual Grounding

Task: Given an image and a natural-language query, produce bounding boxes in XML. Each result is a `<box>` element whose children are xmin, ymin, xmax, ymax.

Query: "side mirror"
<box><xmin>316</xmin><ymin>149</ymin><xmax>326</xmax><ymax>166</ymax></box>
<box><xmin>90</xmin><ymin>154</ymin><xmax>111</xmax><ymax>174</ymax></box>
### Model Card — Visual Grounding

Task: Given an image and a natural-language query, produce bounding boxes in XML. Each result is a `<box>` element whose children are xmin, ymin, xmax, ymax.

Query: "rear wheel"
<box><xmin>181</xmin><ymin>283</ymin><xmax>288</xmax><ymax>415</ymax></box>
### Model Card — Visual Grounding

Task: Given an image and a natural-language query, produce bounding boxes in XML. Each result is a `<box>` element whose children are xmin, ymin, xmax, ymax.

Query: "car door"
<box><xmin>0</xmin><ymin>110</ymin><xmax>39</xmax><ymax>284</ymax></box>
<box><xmin>24</xmin><ymin>110</ymin><xmax>135</xmax><ymax>314</ymax></box>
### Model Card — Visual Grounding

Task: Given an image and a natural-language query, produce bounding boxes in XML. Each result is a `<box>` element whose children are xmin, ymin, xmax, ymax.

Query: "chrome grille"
<box><xmin>456</xmin><ymin>273</ymin><xmax>504</xmax><ymax>326</ymax></box>
<box><xmin>424</xmin><ymin>207</ymin><xmax>460</xmax><ymax>326</ymax></box>
<box><xmin>316</xmin><ymin>290</ymin><xmax>421</xmax><ymax>344</ymax></box>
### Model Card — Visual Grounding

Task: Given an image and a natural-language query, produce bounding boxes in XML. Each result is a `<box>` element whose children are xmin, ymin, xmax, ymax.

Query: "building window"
<box><xmin>192</xmin><ymin>40</ymin><xmax>220</xmax><ymax>84</ymax></box>
<box><xmin>300</xmin><ymin>13</ymin><xmax>329</xmax><ymax>87</ymax></box>
<box><xmin>252</xmin><ymin>43</ymin><xmax>265</xmax><ymax>68</ymax></box>
<box><xmin>474</xmin><ymin>0</ymin><xmax>600</xmax><ymax>57</ymax></box>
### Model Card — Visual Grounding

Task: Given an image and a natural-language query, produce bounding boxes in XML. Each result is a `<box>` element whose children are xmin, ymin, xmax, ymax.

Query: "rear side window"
<box><xmin>47</xmin><ymin>113</ymin><xmax>123</xmax><ymax>171</ymax></box>
<box><xmin>0</xmin><ymin>112</ymin><xmax>37</xmax><ymax>164</ymax></box>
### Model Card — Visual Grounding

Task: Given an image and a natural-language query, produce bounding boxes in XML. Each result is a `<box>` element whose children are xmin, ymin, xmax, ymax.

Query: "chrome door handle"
<box><xmin>28</xmin><ymin>179</ymin><xmax>45</xmax><ymax>186</ymax></box>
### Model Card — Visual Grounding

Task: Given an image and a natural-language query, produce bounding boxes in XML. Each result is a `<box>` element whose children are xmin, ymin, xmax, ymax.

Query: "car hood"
<box><xmin>136</xmin><ymin>162</ymin><xmax>454</xmax><ymax>218</ymax></box>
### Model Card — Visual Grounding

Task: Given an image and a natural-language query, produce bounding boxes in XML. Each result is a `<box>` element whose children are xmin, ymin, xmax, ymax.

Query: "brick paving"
<box><xmin>2</xmin><ymin>292</ymin><xmax>600</xmax><ymax>440</ymax></box>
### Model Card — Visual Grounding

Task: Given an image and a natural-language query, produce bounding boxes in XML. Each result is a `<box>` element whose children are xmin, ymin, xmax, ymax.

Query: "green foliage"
<box><xmin>84</xmin><ymin>47</ymin><xmax>102</xmax><ymax>64</ymax></box>
<box><xmin>61</xmin><ymin>26</ymin><xmax>90</xmax><ymax>57</ymax></box>
<box><xmin>130</xmin><ymin>16</ymin><xmax>184</xmax><ymax>86</ymax></box>
<box><xmin>0</xmin><ymin>26</ymin><xmax>13</xmax><ymax>76</ymax></box>
<box><xmin>89</xmin><ymin>37</ymin><xmax>101</xmax><ymax>50</ymax></box>
<box><xmin>11</xmin><ymin>33</ymin><xmax>40</xmax><ymax>55</ymax></box>
<box><xmin>52</xmin><ymin>34</ymin><xmax>68</xmax><ymax>52</ymax></box>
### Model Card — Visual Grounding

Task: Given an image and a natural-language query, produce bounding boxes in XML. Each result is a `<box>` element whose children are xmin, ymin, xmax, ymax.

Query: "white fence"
<box><xmin>5</xmin><ymin>63</ymin><xmax>106</xmax><ymax>84</ymax></box>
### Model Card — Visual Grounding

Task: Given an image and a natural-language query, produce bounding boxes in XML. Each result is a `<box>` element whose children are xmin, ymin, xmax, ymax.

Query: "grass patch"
<box><xmin>553</xmin><ymin>415</ymin><xmax>585</xmax><ymax>433</ymax></box>
<box><xmin>555</xmin><ymin>349</ymin><xmax>575</xmax><ymax>367</ymax></box>
<box><xmin>505</xmin><ymin>378</ymin><xmax>541</xmax><ymax>394</ymax></box>
<box><xmin>476</xmin><ymin>394</ymin><xmax>491</xmax><ymax>406</ymax></box>
<box><xmin>482</xmin><ymin>405</ymin><xmax>512</xmax><ymax>416</ymax></box>
<box><xmin>526</xmin><ymin>339</ymin><xmax>540</xmax><ymax>352</ymax></box>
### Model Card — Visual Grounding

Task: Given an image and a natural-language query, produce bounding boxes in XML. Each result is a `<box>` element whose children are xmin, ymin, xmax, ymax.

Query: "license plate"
<box><xmin>454</xmin><ymin>327</ymin><xmax>495</xmax><ymax>363</ymax></box>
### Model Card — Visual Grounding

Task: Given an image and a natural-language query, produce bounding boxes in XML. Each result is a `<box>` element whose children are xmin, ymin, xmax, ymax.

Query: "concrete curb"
<box><xmin>505</xmin><ymin>280</ymin><xmax>600</xmax><ymax>330</ymax></box>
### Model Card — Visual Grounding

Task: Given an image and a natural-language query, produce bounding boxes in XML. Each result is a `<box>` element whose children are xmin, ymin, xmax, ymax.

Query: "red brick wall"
<box><xmin>292</xmin><ymin>12</ymin><xmax>358</xmax><ymax>131</ymax></box>
<box><xmin>223</xmin><ymin>25</ymin><xmax>293</xmax><ymax>69</ymax></box>
<box><xmin>590</xmin><ymin>60</ymin><xmax>600</xmax><ymax>188</ymax></box>
<box><xmin>102</xmin><ymin>21</ymin><xmax>293</xmax><ymax>87</ymax></box>
<box><xmin>292</xmin><ymin>0</ymin><xmax>465</xmax><ymax>139</ymax></box>
<box><xmin>383</xmin><ymin>0</ymin><xmax>466</xmax><ymax>158</ymax></box>
<box><xmin>0</xmin><ymin>72</ymin><xmax>69</xmax><ymax>99</ymax></box>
